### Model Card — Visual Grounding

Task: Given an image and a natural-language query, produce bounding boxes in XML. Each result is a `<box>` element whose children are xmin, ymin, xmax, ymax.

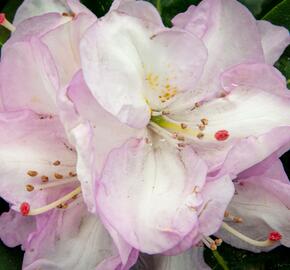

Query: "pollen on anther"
<box><xmin>53</xmin><ymin>160</ymin><xmax>61</xmax><ymax>166</ymax></box>
<box><xmin>54</xmin><ymin>173</ymin><xmax>63</xmax><ymax>180</ymax></box>
<box><xmin>20</xmin><ymin>202</ymin><xmax>30</xmax><ymax>216</ymax></box>
<box><xmin>181</xmin><ymin>123</ymin><xmax>188</xmax><ymax>129</ymax></box>
<box><xmin>26</xmin><ymin>184</ymin><xmax>34</xmax><ymax>192</ymax></box>
<box><xmin>41</xmin><ymin>175</ymin><xmax>49</xmax><ymax>182</ymax></box>
<box><xmin>268</xmin><ymin>231</ymin><xmax>282</xmax><ymax>241</ymax></box>
<box><xmin>197</xmin><ymin>132</ymin><xmax>204</xmax><ymax>139</ymax></box>
<box><xmin>201</xmin><ymin>118</ymin><xmax>208</xmax><ymax>125</ymax></box>
<box><xmin>27</xmin><ymin>170</ymin><xmax>38</xmax><ymax>177</ymax></box>
<box><xmin>69</xmin><ymin>172</ymin><xmax>77</xmax><ymax>177</ymax></box>
<box><xmin>215</xmin><ymin>130</ymin><xmax>229</xmax><ymax>141</ymax></box>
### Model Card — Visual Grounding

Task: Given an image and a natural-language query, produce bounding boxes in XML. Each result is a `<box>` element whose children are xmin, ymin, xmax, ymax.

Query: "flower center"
<box><xmin>149</xmin><ymin>114</ymin><xmax>230</xmax><ymax>149</ymax></box>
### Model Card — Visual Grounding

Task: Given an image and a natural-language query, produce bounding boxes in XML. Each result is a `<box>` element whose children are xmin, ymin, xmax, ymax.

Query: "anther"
<box><xmin>53</xmin><ymin>160</ymin><xmax>61</xmax><ymax>166</ymax></box>
<box><xmin>54</xmin><ymin>173</ymin><xmax>63</xmax><ymax>180</ymax></box>
<box><xmin>20</xmin><ymin>202</ymin><xmax>30</xmax><ymax>216</ymax></box>
<box><xmin>198</xmin><ymin>124</ymin><xmax>205</xmax><ymax>131</ymax></box>
<box><xmin>177</xmin><ymin>143</ymin><xmax>186</xmax><ymax>148</ymax></box>
<box><xmin>26</xmin><ymin>184</ymin><xmax>34</xmax><ymax>192</ymax></box>
<box><xmin>41</xmin><ymin>175</ymin><xmax>49</xmax><ymax>182</ymax></box>
<box><xmin>27</xmin><ymin>170</ymin><xmax>38</xmax><ymax>177</ymax></box>
<box><xmin>215</xmin><ymin>238</ymin><xmax>223</xmax><ymax>246</ymax></box>
<box><xmin>69</xmin><ymin>172</ymin><xmax>77</xmax><ymax>177</ymax></box>
<box><xmin>215</xmin><ymin>130</ymin><xmax>229</xmax><ymax>141</ymax></box>
<box><xmin>177</xmin><ymin>135</ymin><xmax>185</xmax><ymax>141</ymax></box>
<box><xmin>201</xmin><ymin>118</ymin><xmax>208</xmax><ymax>125</ymax></box>
<box><xmin>181</xmin><ymin>123</ymin><xmax>188</xmax><ymax>129</ymax></box>
<box><xmin>197</xmin><ymin>132</ymin><xmax>204</xmax><ymax>139</ymax></box>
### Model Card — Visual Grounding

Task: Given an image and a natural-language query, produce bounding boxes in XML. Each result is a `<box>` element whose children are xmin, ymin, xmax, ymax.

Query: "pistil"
<box><xmin>221</xmin><ymin>222</ymin><xmax>282</xmax><ymax>247</ymax></box>
<box><xmin>0</xmin><ymin>13</ymin><xmax>16</xmax><ymax>32</ymax></box>
<box><xmin>20</xmin><ymin>186</ymin><xmax>82</xmax><ymax>216</ymax></box>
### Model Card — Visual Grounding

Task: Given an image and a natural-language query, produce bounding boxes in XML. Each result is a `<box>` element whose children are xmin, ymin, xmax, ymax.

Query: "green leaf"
<box><xmin>262</xmin><ymin>0</ymin><xmax>290</xmax><ymax>29</ymax></box>
<box><xmin>81</xmin><ymin>0</ymin><xmax>112</xmax><ymax>18</ymax></box>
<box><xmin>148</xmin><ymin>0</ymin><xmax>201</xmax><ymax>26</ymax></box>
<box><xmin>0</xmin><ymin>241</ymin><xmax>23</xmax><ymax>270</ymax></box>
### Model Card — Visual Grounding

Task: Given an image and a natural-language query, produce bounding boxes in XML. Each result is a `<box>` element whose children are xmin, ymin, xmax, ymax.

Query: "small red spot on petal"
<box><xmin>20</xmin><ymin>202</ymin><xmax>30</xmax><ymax>216</ymax></box>
<box><xmin>0</xmin><ymin>13</ymin><xmax>5</xmax><ymax>24</ymax></box>
<box><xmin>268</xmin><ymin>231</ymin><xmax>282</xmax><ymax>241</ymax></box>
<box><xmin>215</xmin><ymin>130</ymin><xmax>230</xmax><ymax>141</ymax></box>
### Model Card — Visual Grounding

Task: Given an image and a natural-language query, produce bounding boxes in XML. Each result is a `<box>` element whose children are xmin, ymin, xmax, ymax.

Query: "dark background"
<box><xmin>0</xmin><ymin>0</ymin><xmax>289</xmax><ymax>269</ymax></box>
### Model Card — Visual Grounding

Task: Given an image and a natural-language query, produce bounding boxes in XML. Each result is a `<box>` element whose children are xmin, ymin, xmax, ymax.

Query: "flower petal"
<box><xmin>59</xmin><ymin>71</ymin><xmax>141</xmax><ymax>211</ymax></box>
<box><xmin>80</xmin><ymin>12</ymin><xmax>207</xmax><ymax>127</ymax></box>
<box><xmin>0</xmin><ymin>110</ymin><xmax>76</xmax><ymax>209</ymax></box>
<box><xmin>152</xmin><ymin>247</ymin><xmax>210</xmax><ymax>270</ymax></box>
<box><xmin>111</xmin><ymin>0</ymin><xmax>163</xmax><ymax>25</ymax></box>
<box><xmin>0</xmin><ymin>38</ymin><xmax>58</xmax><ymax>114</ymax></box>
<box><xmin>14</xmin><ymin>0</ymin><xmax>70</xmax><ymax>25</ymax></box>
<box><xmin>170</xmin><ymin>0</ymin><xmax>264</xmax><ymax>111</ymax></box>
<box><xmin>221</xmin><ymin>63</ymin><xmax>289</xmax><ymax>96</ymax></box>
<box><xmin>218</xmin><ymin>172</ymin><xmax>290</xmax><ymax>252</ymax></box>
<box><xmin>23</xmin><ymin>203</ymin><xmax>135</xmax><ymax>270</ymax></box>
<box><xmin>13</xmin><ymin>0</ymin><xmax>92</xmax><ymax>25</ymax></box>
<box><xmin>42</xmin><ymin>13</ymin><xmax>96</xmax><ymax>87</ymax></box>
<box><xmin>0</xmin><ymin>209</ymin><xmax>36</xmax><ymax>248</ymax></box>
<box><xmin>96</xmin><ymin>138</ymin><xmax>207</xmax><ymax>253</ymax></box>
<box><xmin>257</xmin><ymin>20</ymin><xmax>290</xmax><ymax>65</ymax></box>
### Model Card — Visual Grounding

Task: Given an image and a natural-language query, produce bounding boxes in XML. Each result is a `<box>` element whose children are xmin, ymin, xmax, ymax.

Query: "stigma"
<box><xmin>0</xmin><ymin>13</ymin><xmax>16</xmax><ymax>32</ymax></box>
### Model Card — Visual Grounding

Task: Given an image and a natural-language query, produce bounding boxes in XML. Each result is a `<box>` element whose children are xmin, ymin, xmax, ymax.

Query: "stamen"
<box><xmin>53</xmin><ymin>160</ymin><xmax>61</xmax><ymax>166</ymax></box>
<box><xmin>26</xmin><ymin>184</ymin><xmax>34</xmax><ymax>192</ymax></box>
<box><xmin>181</xmin><ymin>123</ymin><xmax>188</xmax><ymax>129</ymax></box>
<box><xmin>221</xmin><ymin>222</ymin><xmax>282</xmax><ymax>247</ymax></box>
<box><xmin>30</xmin><ymin>178</ymin><xmax>78</xmax><ymax>191</ymax></box>
<box><xmin>69</xmin><ymin>172</ymin><xmax>77</xmax><ymax>177</ymax></box>
<box><xmin>20</xmin><ymin>186</ymin><xmax>81</xmax><ymax>216</ymax></box>
<box><xmin>215</xmin><ymin>130</ymin><xmax>229</xmax><ymax>141</ymax></box>
<box><xmin>54</xmin><ymin>173</ymin><xmax>64</xmax><ymax>180</ymax></box>
<box><xmin>202</xmin><ymin>237</ymin><xmax>217</xmax><ymax>250</ymax></box>
<box><xmin>27</xmin><ymin>170</ymin><xmax>38</xmax><ymax>177</ymax></box>
<box><xmin>0</xmin><ymin>13</ymin><xmax>16</xmax><ymax>32</ymax></box>
<box><xmin>224</xmin><ymin>211</ymin><xmax>243</xmax><ymax>223</ymax></box>
<box><xmin>41</xmin><ymin>175</ymin><xmax>49</xmax><ymax>182</ymax></box>
<box><xmin>201</xmin><ymin>118</ymin><xmax>208</xmax><ymax>125</ymax></box>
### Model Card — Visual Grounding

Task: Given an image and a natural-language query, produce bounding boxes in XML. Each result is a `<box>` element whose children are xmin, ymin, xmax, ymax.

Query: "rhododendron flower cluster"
<box><xmin>0</xmin><ymin>0</ymin><xmax>289</xmax><ymax>269</ymax></box>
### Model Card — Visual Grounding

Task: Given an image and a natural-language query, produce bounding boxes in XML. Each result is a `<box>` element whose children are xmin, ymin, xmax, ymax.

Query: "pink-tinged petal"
<box><xmin>221</xmin><ymin>63</ymin><xmax>289</xmax><ymax>96</ymax></box>
<box><xmin>258</xmin><ymin>20</ymin><xmax>290</xmax><ymax>65</ymax></box>
<box><xmin>8</xmin><ymin>14</ymin><xmax>71</xmax><ymax>45</ymax></box>
<box><xmin>0</xmin><ymin>210</ymin><xmax>36</xmax><ymax>248</ymax></box>
<box><xmin>59</xmin><ymin>71</ymin><xmax>142</xmax><ymax>211</ymax></box>
<box><xmin>218</xmin><ymin>174</ymin><xmax>290</xmax><ymax>252</ymax></box>
<box><xmin>80</xmin><ymin>12</ymin><xmax>207</xmax><ymax>127</ymax></box>
<box><xmin>238</xmin><ymin>156</ymin><xmax>289</xmax><ymax>184</ymax></box>
<box><xmin>172</xmin><ymin>80</ymin><xmax>290</xmax><ymax>172</ymax></box>
<box><xmin>111</xmin><ymin>0</ymin><xmax>163</xmax><ymax>25</ymax></box>
<box><xmin>152</xmin><ymin>247</ymin><xmax>210</xmax><ymax>270</ymax></box>
<box><xmin>0</xmin><ymin>38</ymin><xmax>58</xmax><ymax>114</ymax></box>
<box><xmin>198</xmin><ymin>175</ymin><xmax>234</xmax><ymax>236</ymax></box>
<box><xmin>170</xmin><ymin>0</ymin><xmax>264</xmax><ymax>111</ymax></box>
<box><xmin>0</xmin><ymin>110</ymin><xmax>76</xmax><ymax>209</ymax></box>
<box><xmin>97</xmin><ymin>138</ymin><xmax>207</xmax><ymax>253</ymax></box>
<box><xmin>14</xmin><ymin>0</ymin><xmax>70</xmax><ymax>25</ymax></box>
<box><xmin>213</xmin><ymin>127</ymin><xmax>290</xmax><ymax>178</ymax></box>
<box><xmin>23</xmin><ymin>203</ymin><xmax>133</xmax><ymax>270</ymax></box>
<box><xmin>42</xmin><ymin>13</ymin><xmax>96</xmax><ymax>87</ymax></box>
<box><xmin>164</xmin><ymin>175</ymin><xmax>234</xmax><ymax>255</ymax></box>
